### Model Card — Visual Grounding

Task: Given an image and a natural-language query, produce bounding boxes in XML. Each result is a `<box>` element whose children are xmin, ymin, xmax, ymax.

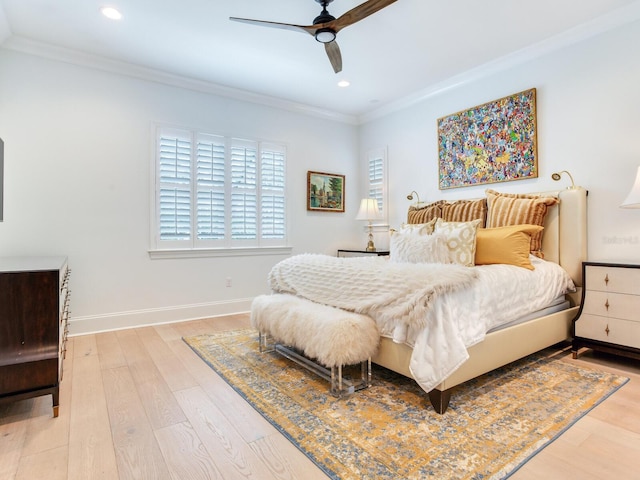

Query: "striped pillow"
<box><xmin>441</xmin><ymin>198</ymin><xmax>487</xmax><ymax>226</ymax></box>
<box><xmin>485</xmin><ymin>189</ymin><xmax>558</xmax><ymax>257</ymax></box>
<box><xmin>407</xmin><ymin>200</ymin><xmax>445</xmax><ymax>224</ymax></box>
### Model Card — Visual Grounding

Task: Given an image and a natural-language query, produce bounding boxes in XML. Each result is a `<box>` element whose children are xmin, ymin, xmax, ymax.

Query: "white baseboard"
<box><xmin>68</xmin><ymin>298</ymin><xmax>253</xmax><ymax>336</ymax></box>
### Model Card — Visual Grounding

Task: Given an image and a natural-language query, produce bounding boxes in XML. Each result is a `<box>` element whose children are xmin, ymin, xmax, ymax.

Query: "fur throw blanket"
<box><xmin>268</xmin><ymin>254</ymin><xmax>478</xmax><ymax>330</ymax></box>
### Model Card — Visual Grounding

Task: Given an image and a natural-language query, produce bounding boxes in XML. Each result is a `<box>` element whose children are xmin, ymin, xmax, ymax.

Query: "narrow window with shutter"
<box><xmin>152</xmin><ymin>126</ymin><xmax>288</xmax><ymax>254</ymax></box>
<box><xmin>367</xmin><ymin>147</ymin><xmax>388</xmax><ymax>224</ymax></box>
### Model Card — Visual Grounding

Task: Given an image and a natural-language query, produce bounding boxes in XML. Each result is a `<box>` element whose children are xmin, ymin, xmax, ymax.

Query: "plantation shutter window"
<box><xmin>196</xmin><ymin>134</ymin><xmax>226</xmax><ymax>241</ymax></box>
<box><xmin>230</xmin><ymin>140</ymin><xmax>258</xmax><ymax>241</ymax></box>
<box><xmin>260</xmin><ymin>145</ymin><xmax>286</xmax><ymax>241</ymax></box>
<box><xmin>153</xmin><ymin>126</ymin><xmax>288</xmax><ymax>252</ymax></box>
<box><xmin>367</xmin><ymin>147</ymin><xmax>388</xmax><ymax>223</ymax></box>
<box><xmin>368</xmin><ymin>155</ymin><xmax>384</xmax><ymax>213</ymax></box>
<box><xmin>158</xmin><ymin>130</ymin><xmax>192</xmax><ymax>244</ymax></box>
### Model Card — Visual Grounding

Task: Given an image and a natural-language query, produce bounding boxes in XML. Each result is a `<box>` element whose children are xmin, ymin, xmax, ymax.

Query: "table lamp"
<box><xmin>355</xmin><ymin>198</ymin><xmax>381</xmax><ymax>252</ymax></box>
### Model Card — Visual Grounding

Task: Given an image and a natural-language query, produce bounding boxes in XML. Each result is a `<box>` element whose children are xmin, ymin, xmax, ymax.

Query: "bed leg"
<box><xmin>428</xmin><ymin>388</ymin><xmax>452</xmax><ymax>414</ymax></box>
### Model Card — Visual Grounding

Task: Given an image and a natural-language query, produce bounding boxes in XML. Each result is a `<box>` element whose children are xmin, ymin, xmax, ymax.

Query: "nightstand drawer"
<box><xmin>584</xmin><ymin>265</ymin><xmax>640</xmax><ymax>295</ymax></box>
<box><xmin>582</xmin><ymin>291</ymin><xmax>640</xmax><ymax>322</ymax></box>
<box><xmin>575</xmin><ymin>314</ymin><xmax>640</xmax><ymax>349</ymax></box>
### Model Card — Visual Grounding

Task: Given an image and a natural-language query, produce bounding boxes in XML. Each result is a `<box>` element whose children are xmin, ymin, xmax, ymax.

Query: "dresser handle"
<box><xmin>605</xmin><ymin>324</ymin><xmax>610</xmax><ymax>336</ymax></box>
<box><xmin>605</xmin><ymin>299</ymin><xmax>610</xmax><ymax>311</ymax></box>
<box><xmin>604</xmin><ymin>274</ymin><xmax>609</xmax><ymax>286</ymax></box>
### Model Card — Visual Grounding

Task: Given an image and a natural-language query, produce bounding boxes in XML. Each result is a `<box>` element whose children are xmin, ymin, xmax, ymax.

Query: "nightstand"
<box><xmin>572</xmin><ymin>261</ymin><xmax>640</xmax><ymax>361</ymax></box>
<box><xmin>337</xmin><ymin>249</ymin><xmax>390</xmax><ymax>258</ymax></box>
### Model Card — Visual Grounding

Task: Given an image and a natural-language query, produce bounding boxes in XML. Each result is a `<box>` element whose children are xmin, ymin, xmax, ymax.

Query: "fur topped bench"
<box><xmin>250</xmin><ymin>293</ymin><xmax>380</xmax><ymax>367</ymax></box>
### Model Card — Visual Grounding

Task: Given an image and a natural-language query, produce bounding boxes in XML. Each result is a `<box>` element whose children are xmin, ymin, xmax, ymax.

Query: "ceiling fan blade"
<box><xmin>330</xmin><ymin>0</ymin><xmax>398</xmax><ymax>32</ymax></box>
<box><xmin>325</xmin><ymin>41</ymin><xmax>342</xmax><ymax>74</ymax></box>
<box><xmin>229</xmin><ymin>17</ymin><xmax>316</xmax><ymax>36</ymax></box>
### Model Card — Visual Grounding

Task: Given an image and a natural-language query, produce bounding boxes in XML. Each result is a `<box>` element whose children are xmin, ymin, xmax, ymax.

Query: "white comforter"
<box><xmin>269</xmin><ymin>254</ymin><xmax>575</xmax><ymax>393</ymax></box>
<box><xmin>397</xmin><ymin>255</ymin><xmax>575</xmax><ymax>392</ymax></box>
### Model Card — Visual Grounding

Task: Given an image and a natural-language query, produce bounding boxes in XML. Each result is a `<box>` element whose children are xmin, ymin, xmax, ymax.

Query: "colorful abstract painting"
<box><xmin>438</xmin><ymin>88</ymin><xmax>537</xmax><ymax>189</ymax></box>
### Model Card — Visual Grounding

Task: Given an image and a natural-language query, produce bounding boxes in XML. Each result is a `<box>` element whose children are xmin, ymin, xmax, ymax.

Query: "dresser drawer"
<box><xmin>575</xmin><ymin>314</ymin><xmax>640</xmax><ymax>349</ymax></box>
<box><xmin>582</xmin><ymin>291</ymin><xmax>640</xmax><ymax>322</ymax></box>
<box><xmin>584</xmin><ymin>265</ymin><xmax>640</xmax><ymax>295</ymax></box>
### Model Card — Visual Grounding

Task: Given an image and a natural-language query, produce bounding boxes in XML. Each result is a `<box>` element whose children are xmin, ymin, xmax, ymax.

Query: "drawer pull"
<box><xmin>605</xmin><ymin>324</ymin><xmax>610</xmax><ymax>336</ymax></box>
<box><xmin>604</xmin><ymin>274</ymin><xmax>609</xmax><ymax>286</ymax></box>
<box><xmin>605</xmin><ymin>299</ymin><xmax>610</xmax><ymax>311</ymax></box>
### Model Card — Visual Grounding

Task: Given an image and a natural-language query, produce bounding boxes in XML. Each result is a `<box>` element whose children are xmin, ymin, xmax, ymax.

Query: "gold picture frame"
<box><xmin>437</xmin><ymin>88</ymin><xmax>538</xmax><ymax>189</ymax></box>
<box><xmin>307</xmin><ymin>171</ymin><xmax>345</xmax><ymax>212</ymax></box>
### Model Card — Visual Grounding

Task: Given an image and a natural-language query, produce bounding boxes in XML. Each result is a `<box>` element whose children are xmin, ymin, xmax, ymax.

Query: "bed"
<box><xmin>253</xmin><ymin>187</ymin><xmax>587</xmax><ymax>413</ymax></box>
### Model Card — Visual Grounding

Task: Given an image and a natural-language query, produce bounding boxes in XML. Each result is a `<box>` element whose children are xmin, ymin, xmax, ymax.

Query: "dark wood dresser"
<box><xmin>0</xmin><ymin>256</ymin><xmax>70</xmax><ymax>417</ymax></box>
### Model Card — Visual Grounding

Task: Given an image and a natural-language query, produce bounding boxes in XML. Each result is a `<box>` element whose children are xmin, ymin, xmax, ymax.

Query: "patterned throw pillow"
<box><xmin>485</xmin><ymin>189</ymin><xmax>558</xmax><ymax>257</ymax></box>
<box><xmin>434</xmin><ymin>218</ymin><xmax>482</xmax><ymax>267</ymax></box>
<box><xmin>441</xmin><ymin>198</ymin><xmax>487</xmax><ymax>226</ymax></box>
<box><xmin>389</xmin><ymin>230</ymin><xmax>451</xmax><ymax>264</ymax></box>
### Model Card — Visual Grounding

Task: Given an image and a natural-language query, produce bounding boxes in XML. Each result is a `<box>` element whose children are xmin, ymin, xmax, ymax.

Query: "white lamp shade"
<box><xmin>355</xmin><ymin>198</ymin><xmax>381</xmax><ymax>220</ymax></box>
<box><xmin>621</xmin><ymin>166</ymin><xmax>640</xmax><ymax>208</ymax></box>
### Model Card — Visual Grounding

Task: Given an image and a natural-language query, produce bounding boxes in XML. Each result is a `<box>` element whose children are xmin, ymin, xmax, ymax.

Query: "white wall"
<box><xmin>0</xmin><ymin>50</ymin><xmax>361</xmax><ymax>334</ymax></box>
<box><xmin>3</xmin><ymin>18</ymin><xmax>640</xmax><ymax>335</ymax></box>
<box><xmin>359</xmin><ymin>19</ymin><xmax>640</xmax><ymax>262</ymax></box>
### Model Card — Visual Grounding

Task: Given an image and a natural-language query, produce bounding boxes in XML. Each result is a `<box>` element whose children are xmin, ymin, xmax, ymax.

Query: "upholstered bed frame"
<box><xmin>372</xmin><ymin>187</ymin><xmax>588</xmax><ymax>413</ymax></box>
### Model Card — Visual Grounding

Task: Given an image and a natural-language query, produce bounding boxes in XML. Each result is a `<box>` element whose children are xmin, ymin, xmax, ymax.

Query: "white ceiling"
<box><xmin>1</xmin><ymin>0</ymin><xmax>639</xmax><ymax>122</ymax></box>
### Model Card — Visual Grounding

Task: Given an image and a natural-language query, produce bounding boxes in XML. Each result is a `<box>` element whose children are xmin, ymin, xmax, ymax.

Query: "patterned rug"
<box><xmin>184</xmin><ymin>329</ymin><xmax>628</xmax><ymax>480</ymax></box>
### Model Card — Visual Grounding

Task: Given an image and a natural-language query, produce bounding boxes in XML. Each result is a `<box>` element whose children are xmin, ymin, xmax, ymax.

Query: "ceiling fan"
<box><xmin>230</xmin><ymin>0</ymin><xmax>398</xmax><ymax>74</ymax></box>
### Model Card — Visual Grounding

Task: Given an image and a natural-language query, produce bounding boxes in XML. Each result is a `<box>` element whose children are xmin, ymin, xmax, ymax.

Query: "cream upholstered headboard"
<box><xmin>406</xmin><ymin>187</ymin><xmax>588</xmax><ymax>286</ymax></box>
<box><xmin>540</xmin><ymin>188</ymin><xmax>588</xmax><ymax>287</ymax></box>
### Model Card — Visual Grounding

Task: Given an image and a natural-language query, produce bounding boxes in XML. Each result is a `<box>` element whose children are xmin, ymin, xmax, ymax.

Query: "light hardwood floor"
<box><xmin>1</xmin><ymin>314</ymin><xmax>639</xmax><ymax>480</ymax></box>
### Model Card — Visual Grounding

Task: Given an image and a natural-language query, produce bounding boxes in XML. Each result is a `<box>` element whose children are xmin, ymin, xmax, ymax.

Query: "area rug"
<box><xmin>184</xmin><ymin>329</ymin><xmax>628</xmax><ymax>480</ymax></box>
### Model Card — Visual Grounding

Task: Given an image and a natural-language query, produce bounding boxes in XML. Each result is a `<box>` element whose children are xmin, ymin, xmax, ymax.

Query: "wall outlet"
<box><xmin>226</xmin><ymin>277</ymin><xmax>232</xmax><ymax>287</ymax></box>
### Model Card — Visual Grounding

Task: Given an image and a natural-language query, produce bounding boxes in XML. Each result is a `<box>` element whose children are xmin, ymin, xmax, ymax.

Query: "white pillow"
<box><xmin>398</xmin><ymin>217</ymin><xmax>437</xmax><ymax>236</ymax></box>
<box><xmin>389</xmin><ymin>230</ymin><xmax>451</xmax><ymax>264</ymax></box>
<box><xmin>434</xmin><ymin>218</ymin><xmax>481</xmax><ymax>267</ymax></box>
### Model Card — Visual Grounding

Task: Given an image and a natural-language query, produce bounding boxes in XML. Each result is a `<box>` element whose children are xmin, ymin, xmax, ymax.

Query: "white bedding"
<box><xmin>268</xmin><ymin>254</ymin><xmax>575</xmax><ymax>394</ymax></box>
<box><xmin>398</xmin><ymin>255</ymin><xmax>575</xmax><ymax>392</ymax></box>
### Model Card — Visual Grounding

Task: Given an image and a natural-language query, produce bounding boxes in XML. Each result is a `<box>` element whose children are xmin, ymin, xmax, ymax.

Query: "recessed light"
<box><xmin>100</xmin><ymin>6</ymin><xmax>123</xmax><ymax>20</ymax></box>
<box><xmin>337</xmin><ymin>80</ymin><xmax>350</xmax><ymax>88</ymax></box>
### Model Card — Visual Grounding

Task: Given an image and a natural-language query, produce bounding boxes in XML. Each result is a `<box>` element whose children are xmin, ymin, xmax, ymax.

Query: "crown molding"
<box><xmin>358</xmin><ymin>1</ymin><xmax>640</xmax><ymax>124</ymax></box>
<box><xmin>2</xmin><ymin>1</ymin><xmax>639</xmax><ymax>127</ymax></box>
<box><xmin>1</xmin><ymin>36</ymin><xmax>359</xmax><ymax>126</ymax></box>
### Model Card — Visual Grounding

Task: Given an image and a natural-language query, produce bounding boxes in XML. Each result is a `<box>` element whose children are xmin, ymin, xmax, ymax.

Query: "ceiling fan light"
<box><xmin>315</xmin><ymin>28</ymin><xmax>336</xmax><ymax>43</ymax></box>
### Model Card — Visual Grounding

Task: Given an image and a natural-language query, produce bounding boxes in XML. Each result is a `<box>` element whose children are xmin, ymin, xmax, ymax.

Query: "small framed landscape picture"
<box><xmin>307</xmin><ymin>171</ymin><xmax>345</xmax><ymax>212</ymax></box>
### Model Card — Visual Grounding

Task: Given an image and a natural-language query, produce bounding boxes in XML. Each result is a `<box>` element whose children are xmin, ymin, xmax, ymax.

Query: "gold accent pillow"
<box><xmin>434</xmin><ymin>218</ymin><xmax>481</xmax><ymax>267</ymax></box>
<box><xmin>485</xmin><ymin>189</ymin><xmax>558</xmax><ymax>257</ymax></box>
<box><xmin>407</xmin><ymin>200</ymin><xmax>445</xmax><ymax>224</ymax></box>
<box><xmin>475</xmin><ymin>224</ymin><xmax>544</xmax><ymax>270</ymax></box>
<box><xmin>441</xmin><ymin>198</ymin><xmax>487</xmax><ymax>226</ymax></box>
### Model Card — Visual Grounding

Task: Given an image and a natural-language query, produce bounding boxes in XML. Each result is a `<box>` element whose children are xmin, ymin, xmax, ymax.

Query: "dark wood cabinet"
<box><xmin>0</xmin><ymin>257</ymin><xmax>70</xmax><ymax>417</ymax></box>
